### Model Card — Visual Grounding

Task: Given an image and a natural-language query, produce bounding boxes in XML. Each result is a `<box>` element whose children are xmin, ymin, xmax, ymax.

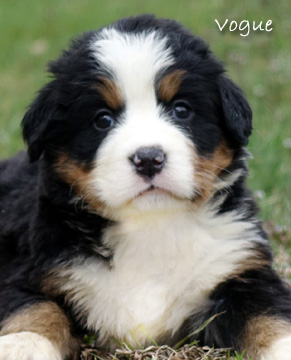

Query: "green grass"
<box><xmin>0</xmin><ymin>0</ymin><xmax>290</xmax><ymax>231</ymax></box>
<box><xmin>0</xmin><ymin>2</ymin><xmax>290</xmax><ymax>357</ymax></box>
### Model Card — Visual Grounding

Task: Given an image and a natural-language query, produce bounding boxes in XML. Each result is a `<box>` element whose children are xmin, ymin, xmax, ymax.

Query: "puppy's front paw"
<box><xmin>261</xmin><ymin>336</ymin><xmax>291</xmax><ymax>360</ymax></box>
<box><xmin>0</xmin><ymin>332</ymin><xmax>62</xmax><ymax>360</ymax></box>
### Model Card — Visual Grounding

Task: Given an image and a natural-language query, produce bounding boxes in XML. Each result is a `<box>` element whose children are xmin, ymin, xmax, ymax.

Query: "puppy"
<box><xmin>0</xmin><ymin>14</ymin><xmax>291</xmax><ymax>360</ymax></box>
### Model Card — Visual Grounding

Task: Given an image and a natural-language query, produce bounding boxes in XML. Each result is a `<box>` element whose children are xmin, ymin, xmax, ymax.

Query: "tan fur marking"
<box><xmin>42</xmin><ymin>268</ymin><xmax>89</xmax><ymax>326</ymax></box>
<box><xmin>158</xmin><ymin>70</ymin><xmax>186</xmax><ymax>102</ymax></box>
<box><xmin>195</xmin><ymin>142</ymin><xmax>233</xmax><ymax>204</ymax></box>
<box><xmin>42</xmin><ymin>267</ymin><xmax>73</xmax><ymax>299</ymax></box>
<box><xmin>242</xmin><ymin>315</ymin><xmax>291</xmax><ymax>358</ymax></box>
<box><xmin>95</xmin><ymin>77</ymin><xmax>123</xmax><ymax>109</ymax></box>
<box><xmin>228</xmin><ymin>248</ymin><xmax>271</xmax><ymax>281</ymax></box>
<box><xmin>54</xmin><ymin>154</ymin><xmax>105</xmax><ymax>212</ymax></box>
<box><xmin>55</xmin><ymin>154</ymin><xmax>90</xmax><ymax>189</ymax></box>
<box><xmin>0</xmin><ymin>302</ymin><xmax>80</xmax><ymax>359</ymax></box>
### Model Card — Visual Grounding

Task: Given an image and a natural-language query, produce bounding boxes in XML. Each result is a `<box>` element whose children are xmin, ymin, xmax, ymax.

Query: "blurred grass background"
<box><xmin>0</xmin><ymin>0</ymin><xmax>290</xmax><ymax>255</ymax></box>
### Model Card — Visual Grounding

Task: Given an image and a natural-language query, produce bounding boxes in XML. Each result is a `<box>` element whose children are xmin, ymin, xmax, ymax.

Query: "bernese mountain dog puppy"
<box><xmin>0</xmin><ymin>14</ymin><xmax>291</xmax><ymax>360</ymax></box>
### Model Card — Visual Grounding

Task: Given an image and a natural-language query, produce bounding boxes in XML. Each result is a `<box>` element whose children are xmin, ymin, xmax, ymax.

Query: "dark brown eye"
<box><xmin>94</xmin><ymin>110</ymin><xmax>115</xmax><ymax>131</ymax></box>
<box><xmin>172</xmin><ymin>101</ymin><xmax>194</xmax><ymax>121</ymax></box>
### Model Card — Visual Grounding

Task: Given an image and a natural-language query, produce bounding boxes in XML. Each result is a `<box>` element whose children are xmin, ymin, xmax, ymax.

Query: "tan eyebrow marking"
<box><xmin>158</xmin><ymin>70</ymin><xmax>186</xmax><ymax>102</ymax></box>
<box><xmin>94</xmin><ymin>77</ymin><xmax>123</xmax><ymax>109</ymax></box>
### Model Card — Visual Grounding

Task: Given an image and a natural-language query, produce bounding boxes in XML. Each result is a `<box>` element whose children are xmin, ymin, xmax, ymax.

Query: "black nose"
<box><xmin>130</xmin><ymin>147</ymin><xmax>166</xmax><ymax>180</ymax></box>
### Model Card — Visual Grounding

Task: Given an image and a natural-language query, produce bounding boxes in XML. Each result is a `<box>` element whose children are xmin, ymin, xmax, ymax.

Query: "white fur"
<box><xmin>58</xmin><ymin>202</ymin><xmax>264</xmax><ymax>350</ymax></box>
<box><xmin>92</xmin><ymin>28</ymin><xmax>174</xmax><ymax>103</ymax></box>
<box><xmin>89</xmin><ymin>116</ymin><xmax>195</xmax><ymax>213</ymax></box>
<box><xmin>89</xmin><ymin>29</ymin><xmax>196</xmax><ymax>213</ymax></box>
<box><xmin>70</xmin><ymin>28</ymin><xmax>269</xmax><ymax>351</ymax></box>
<box><xmin>261</xmin><ymin>336</ymin><xmax>291</xmax><ymax>360</ymax></box>
<box><xmin>0</xmin><ymin>332</ymin><xmax>61</xmax><ymax>360</ymax></box>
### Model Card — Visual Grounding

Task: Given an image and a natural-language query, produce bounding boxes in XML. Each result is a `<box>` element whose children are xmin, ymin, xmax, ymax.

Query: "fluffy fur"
<box><xmin>0</xmin><ymin>15</ymin><xmax>291</xmax><ymax>360</ymax></box>
<box><xmin>0</xmin><ymin>332</ymin><xmax>62</xmax><ymax>360</ymax></box>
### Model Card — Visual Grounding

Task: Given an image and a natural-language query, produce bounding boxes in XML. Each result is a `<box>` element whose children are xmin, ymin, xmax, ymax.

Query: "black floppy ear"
<box><xmin>22</xmin><ymin>81</ymin><xmax>57</xmax><ymax>162</ymax></box>
<box><xmin>219</xmin><ymin>76</ymin><xmax>252</xmax><ymax>147</ymax></box>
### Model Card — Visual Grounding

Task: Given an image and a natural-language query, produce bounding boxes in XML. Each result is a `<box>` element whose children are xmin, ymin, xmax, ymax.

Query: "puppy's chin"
<box><xmin>134</xmin><ymin>194</ymin><xmax>184</xmax><ymax>211</ymax></box>
<box><xmin>110</xmin><ymin>188</ymin><xmax>189</xmax><ymax>218</ymax></box>
<box><xmin>98</xmin><ymin>189</ymin><xmax>190</xmax><ymax>221</ymax></box>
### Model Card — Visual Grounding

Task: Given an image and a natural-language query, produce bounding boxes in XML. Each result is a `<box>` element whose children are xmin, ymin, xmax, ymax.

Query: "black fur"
<box><xmin>0</xmin><ymin>14</ymin><xmax>290</xmax><ymax>359</ymax></box>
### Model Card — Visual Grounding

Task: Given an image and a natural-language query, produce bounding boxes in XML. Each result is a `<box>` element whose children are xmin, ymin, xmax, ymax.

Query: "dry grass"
<box><xmin>80</xmin><ymin>344</ymin><xmax>236</xmax><ymax>360</ymax></box>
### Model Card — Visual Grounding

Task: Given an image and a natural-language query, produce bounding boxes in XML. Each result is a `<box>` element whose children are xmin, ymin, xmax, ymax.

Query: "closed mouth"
<box><xmin>134</xmin><ymin>185</ymin><xmax>179</xmax><ymax>200</ymax></box>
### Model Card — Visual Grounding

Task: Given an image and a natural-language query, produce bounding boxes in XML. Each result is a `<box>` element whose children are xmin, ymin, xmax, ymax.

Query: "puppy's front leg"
<box><xmin>242</xmin><ymin>315</ymin><xmax>291</xmax><ymax>360</ymax></box>
<box><xmin>191</xmin><ymin>267</ymin><xmax>291</xmax><ymax>360</ymax></box>
<box><xmin>0</xmin><ymin>301</ymin><xmax>79</xmax><ymax>360</ymax></box>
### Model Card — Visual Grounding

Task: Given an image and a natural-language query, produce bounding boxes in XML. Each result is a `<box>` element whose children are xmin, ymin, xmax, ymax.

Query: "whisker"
<box><xmin>197</xmin><ymin>162</ymin><xmax>233</xmax><ymax>174</ymax></box>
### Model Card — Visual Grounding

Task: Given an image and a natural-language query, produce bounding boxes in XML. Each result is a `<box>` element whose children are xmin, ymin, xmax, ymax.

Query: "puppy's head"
<box><xmin>22</xmin><ymin>15</ymin><xmax>252</xmax><ymax>217</ymax></box>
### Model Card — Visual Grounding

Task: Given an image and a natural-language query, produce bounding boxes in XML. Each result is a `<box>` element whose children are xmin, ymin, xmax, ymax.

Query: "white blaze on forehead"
<box><xmin>91</xmin><ymin>28</ymin><xmax>174</xmax><ymax>105</ymax></box>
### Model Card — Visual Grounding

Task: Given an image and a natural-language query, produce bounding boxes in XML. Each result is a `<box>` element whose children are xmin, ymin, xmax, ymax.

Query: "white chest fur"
<box><xmin>60</xmin><ymin>206</ymin><xmax>259</xmax><ymax>348</ymax></box>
